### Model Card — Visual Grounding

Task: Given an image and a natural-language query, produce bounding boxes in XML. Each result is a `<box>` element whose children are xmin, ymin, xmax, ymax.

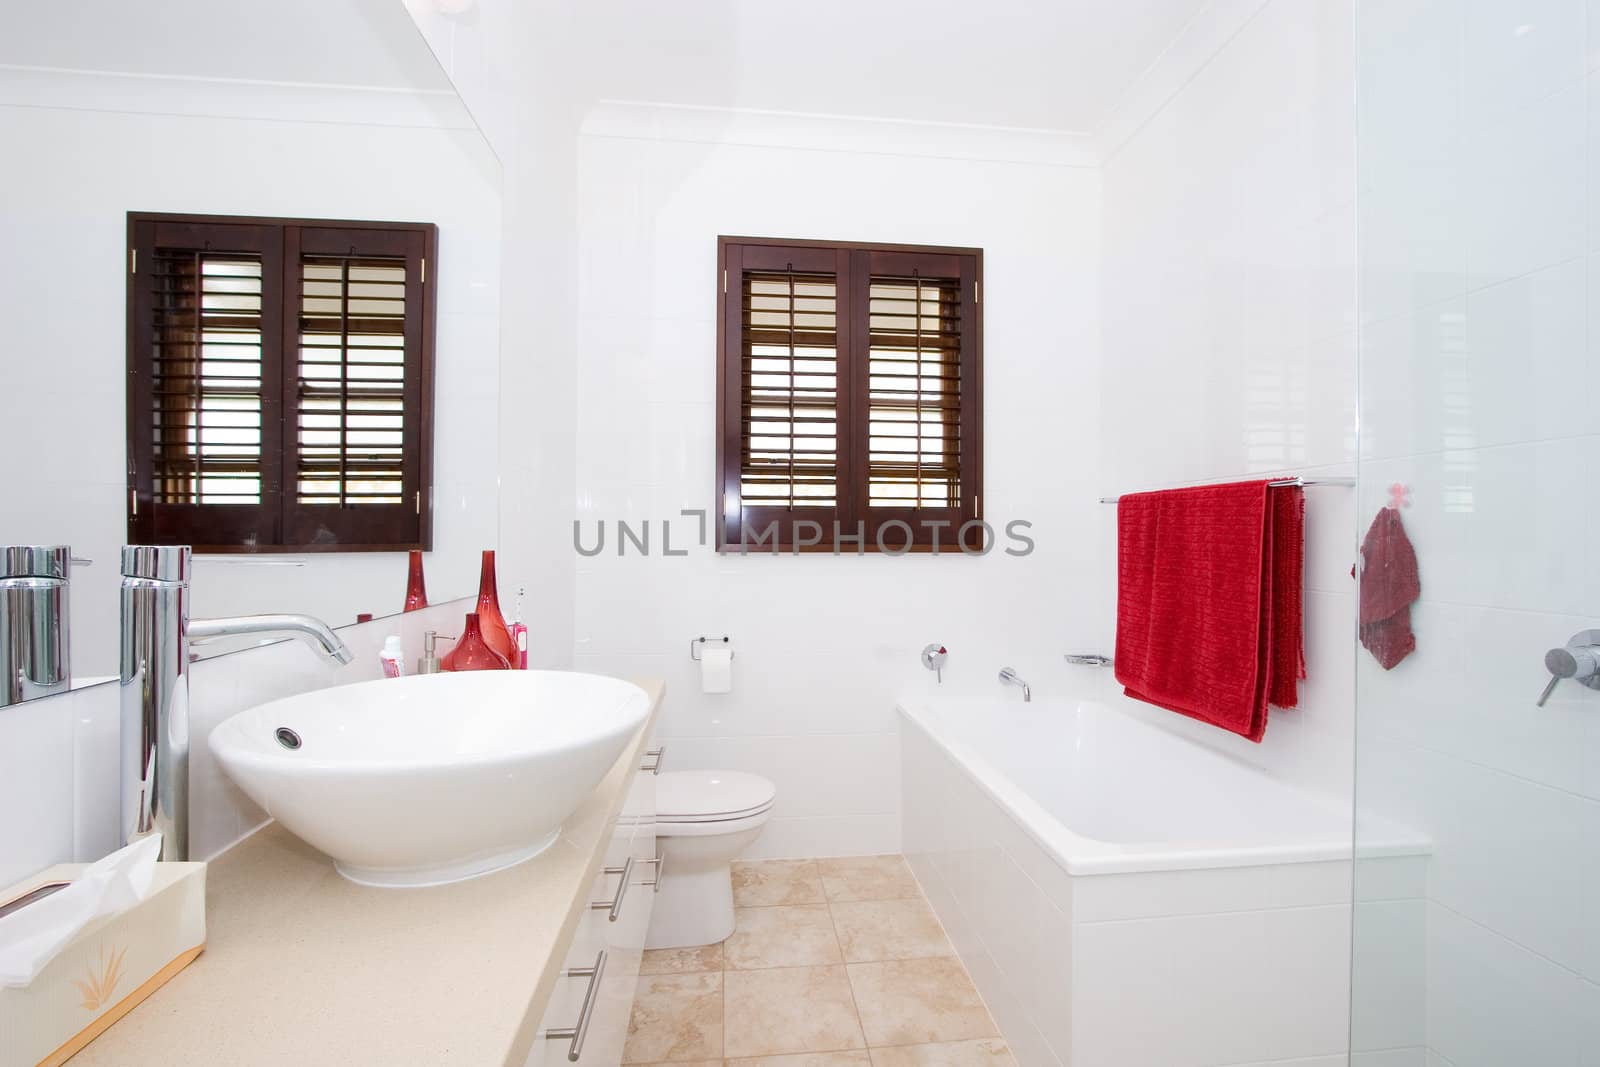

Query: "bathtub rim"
<box><xmin>897</xmin><ymin>697</ymin><xmax>1428</xmax><ymax>877</ymax></box>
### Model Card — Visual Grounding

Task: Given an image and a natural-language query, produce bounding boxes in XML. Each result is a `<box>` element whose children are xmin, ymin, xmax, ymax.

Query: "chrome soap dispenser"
<box><xmin>0</xmin><ymin>545</ymin><xmax>74</xmax><ymax>706</ymax></box>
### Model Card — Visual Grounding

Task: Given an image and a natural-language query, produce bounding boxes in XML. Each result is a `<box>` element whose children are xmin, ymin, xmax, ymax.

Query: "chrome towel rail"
<box><xmin>1098</xmin><ymin>475</ymin><xmax>1354</xmax><ymax>504</ymax></box>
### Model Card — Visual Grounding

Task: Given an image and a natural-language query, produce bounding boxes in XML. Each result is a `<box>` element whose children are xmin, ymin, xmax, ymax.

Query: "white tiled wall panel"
<box><xmin>1353</xmin><ymin>0</ymin><xmax>1600</xmax><ymax>1062</ymax></box>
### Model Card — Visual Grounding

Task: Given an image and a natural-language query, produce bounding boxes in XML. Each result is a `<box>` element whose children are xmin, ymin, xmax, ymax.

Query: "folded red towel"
<box><xmin>1357</xmin><ymin>507</ymin><xmax>1419</xmax><ymax>669</ymax></box>
<box><xmin>1114</xmin><ymin>479</ymin><xmax>1306</xmax><ymax>742</ymax></box>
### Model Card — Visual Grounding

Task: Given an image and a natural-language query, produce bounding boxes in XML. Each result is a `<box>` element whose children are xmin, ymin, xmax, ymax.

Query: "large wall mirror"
<box><xmin>0</xmin><ymin>0</ymin><xmax>503</xmax><ymax>691</ymax></box>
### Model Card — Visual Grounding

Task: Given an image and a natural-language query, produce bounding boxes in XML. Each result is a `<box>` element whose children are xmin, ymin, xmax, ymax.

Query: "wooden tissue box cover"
<box><xmin>0</xmin><ymin>861</ymin><xmax>205</xmax><ymax>1067</ymax></box>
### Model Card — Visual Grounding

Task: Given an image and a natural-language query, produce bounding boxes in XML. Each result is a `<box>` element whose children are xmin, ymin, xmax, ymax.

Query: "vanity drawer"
<box><xmin>530</xmin><ymin>816</ymin><xmax>653</xmax><ymax>1067</ymax></box>
<box><xmin>529</xmin><ymin>735</ymin><xmax>663</xmax><ymax>1067</ymax></box>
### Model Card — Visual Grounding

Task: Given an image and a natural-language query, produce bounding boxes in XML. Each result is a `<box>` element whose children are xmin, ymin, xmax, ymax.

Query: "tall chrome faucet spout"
<box><xmin>188</xmin><ymin>613</ymin><xmax>355</xmax><ymax>664</ymax></box>
<box><xmin>121</xmin><ymin>545</ymin><xmax>354</xmax><ymax>862</ymax></box>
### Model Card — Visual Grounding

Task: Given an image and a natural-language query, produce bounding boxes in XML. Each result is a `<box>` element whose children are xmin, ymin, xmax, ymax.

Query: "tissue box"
<box><xmin>0</xmin><ymin>861</ymin><xmax>205</xmax><ymax>1067</ymax></box>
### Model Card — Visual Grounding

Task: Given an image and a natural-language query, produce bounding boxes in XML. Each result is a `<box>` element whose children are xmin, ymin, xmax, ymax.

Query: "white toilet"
<box><xmin>646</xmin><ymin>770</ymin><xmax>777</xmax><ymax>949</ymax></box>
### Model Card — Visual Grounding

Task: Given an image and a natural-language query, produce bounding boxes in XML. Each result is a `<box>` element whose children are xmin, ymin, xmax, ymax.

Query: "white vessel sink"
<box><xmin>209</xmin><ymin>671</ymin><xmax>650</xmax><ymax>887</ymax></box>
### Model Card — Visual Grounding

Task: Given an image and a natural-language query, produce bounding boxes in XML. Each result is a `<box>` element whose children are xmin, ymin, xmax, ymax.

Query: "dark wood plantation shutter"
<box><xmin>853</xmin><ymin>248</ymin><xmax>980</xmax><ymax>550</ymax></box>
<box><xmin>719</xmin><ymin>238</ymin><xmax>980</xmax><ymax>552</ymax></box>
<box><xmin>283</xmin><ymin>225</ymin><xmax>429</xmax><ymax>549</ymax></box>
<box><xmin>720</xmin><ymin>242</ymin><xmax>854</xmax><ymax>547</ymax></box>
<box><xmin>128</xmin><ymin>214</ymin><xmax>435</xmax><ymax>552</ymax></box>
<box><xmin>128</xmin><ymin>218</ymin><xmax>285</xmax><ymax>548</ymax></box>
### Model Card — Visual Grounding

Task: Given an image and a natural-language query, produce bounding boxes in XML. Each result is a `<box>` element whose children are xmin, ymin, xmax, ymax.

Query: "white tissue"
<box><xmin>700</xmin><ymin>645</ymin><xmax>733</xmax><ymax>693</ymax></box>
<box><xmin>0</xmin><ymin>834</ymin><xmax>162</xmax><ymax>988</ymax></box>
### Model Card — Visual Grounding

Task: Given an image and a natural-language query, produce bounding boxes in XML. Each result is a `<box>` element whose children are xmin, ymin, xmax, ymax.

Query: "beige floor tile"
<box><xmin>725</xmin><ymin>904</ymin><xmax>843</xmax><ymax>969</ymax></box>
<box><xmin>723</xmin><ymin>965</ymin><xmax>867</xmax><ymax>1058</ymax></box>
<box><xmin>817</xmin><ymin>856</ymin><xmax>921</xmax><ymax>902</ymax></box>
<box><xmin>868</xmin><ymin>1040</ymin><xmax>1014</xmax><ymax>1067</ymax></box>
<box><xmin>846</xmin><ymin>959</ymin><xmax>998</xmax><ymax>1047</ymax></box>
<box><xmin>730</xmin><ymin>1053</ymin><xmax>873</xmax><ymax>1067</ymax></box>
<box><xmin>623</xmin><ymin>972</ymin><xmax>724</xmax><ymax>1063</ymax></box>
<box><xmin>641</xmin><ymin>942</ymin><xmax>725</xmax><ymax>975</ymax></box>
<box><xmin>733</xmin><ymin>860</ymin><xmax>826</xmax><ymax>907</ymax></box>
<box><xmin>830</xmin><ymin>898</ymin><xmax>953</xmax><ymax>963</ymax></box>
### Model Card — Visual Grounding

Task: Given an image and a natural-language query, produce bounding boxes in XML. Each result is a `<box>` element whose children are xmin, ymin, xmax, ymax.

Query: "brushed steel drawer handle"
<box><xmin>544</xmin><ymin>950</ymin><xmax>608</xmax><ymax>1062</ymax></box>
<box><xmin>641</xmin><ymin>854</ymin><xmax>665</xmax><ymax>893</ymax></box>
<box><xmin>592</xmin><ymin>856</ymin><xmax>636</xmax><ymax>922</ymax></box>
<box><xmin>640</xmin><ymin>746</ymin><xmax>665</xmax><ymax>775</ymax></box>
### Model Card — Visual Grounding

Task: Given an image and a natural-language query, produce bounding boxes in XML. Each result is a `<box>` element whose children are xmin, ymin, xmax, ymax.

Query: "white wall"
<box><xmin>566</xmin><ymin>103</ymin><xmax>1101</xmax><ymax>858</ymax></box>
<box><xmin>1094</xmin><ymin>0</ymin><xmax>1358</xmax><ymax>802</ymax></box>
<box><xmin>1351</xmin><ymin>0</ymin><xmax>1600</xmax><ymax>1062</ymax></box>
<box><xmin>0</xmin><ymin>69</ymin><xmax>503</xmax><ymax>678</ymax></box>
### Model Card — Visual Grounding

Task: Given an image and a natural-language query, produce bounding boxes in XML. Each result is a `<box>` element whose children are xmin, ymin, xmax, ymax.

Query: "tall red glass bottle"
<box><xmin>475</xmin><ymin>550</ymin><xmax>517</xmax><ymax>665</ymax></box>
<box><xmin>441</xmin><ymin>613</ymin><xmax>511</xmax><ymax>671</ymax></box>
<box><xmin>403</xmin><ymin>550</ymin><xmax>428</xmax><ymax>612</ymax></box>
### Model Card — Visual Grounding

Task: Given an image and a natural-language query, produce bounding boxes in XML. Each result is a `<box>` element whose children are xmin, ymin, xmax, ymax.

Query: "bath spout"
<box><xmin>998</xmin><ymin>666</ymin><xmax>1031</xmax><ymax>702</ymax></box>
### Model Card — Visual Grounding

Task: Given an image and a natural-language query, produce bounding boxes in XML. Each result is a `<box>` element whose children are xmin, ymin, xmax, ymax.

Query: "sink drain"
<box><xmin>275</xmin><ymin>727</ymin><xmax>302</xmax><ymax>750</ymax></box>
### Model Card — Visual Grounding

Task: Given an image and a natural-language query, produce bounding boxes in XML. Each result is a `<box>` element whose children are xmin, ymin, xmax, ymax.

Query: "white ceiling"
<box><xmin>572</xmin><ymin>0</ymin><xmax>1211</xmax><ymax>133</ymax></box>
<box><xmin>0</xmin><ymin>0</ymin><xmax>451</xmax><ymax>91</ymax></box>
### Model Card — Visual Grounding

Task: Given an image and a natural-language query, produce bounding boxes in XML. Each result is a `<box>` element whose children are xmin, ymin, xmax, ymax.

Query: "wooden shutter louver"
<box><xmin>149</xmin><ymin>248</ymin><xmax>267</xmax><ymax>506</ymax></box>
<box><xmin>740</xmin><ymin>270</ymin><xmax>840</xmax><ymax>508</ymax></box>
<box><xmin>128</xmin><ymin>214</ymin><xmax>435</xmax><ymax>553</ymax></box>
<box><xmin>297</xmin><ymin>253</ymin><xmax>409</xmax><ymax>507</ymax></box>
<box><xmin>866</xmin><ymin>275</ymin><xmax>962</xmax><ymax>508</ymax></box>
<box><xmin>718</xmin><ymin>238</ymin><xmax>981</xmax><ymax>552</ymax></box>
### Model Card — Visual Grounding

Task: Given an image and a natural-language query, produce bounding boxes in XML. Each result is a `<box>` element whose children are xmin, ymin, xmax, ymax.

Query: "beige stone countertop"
<box><xmin>74</xmin><ymin>679</ymin><xmax>662</xmax><ymax>1067</ymax></box>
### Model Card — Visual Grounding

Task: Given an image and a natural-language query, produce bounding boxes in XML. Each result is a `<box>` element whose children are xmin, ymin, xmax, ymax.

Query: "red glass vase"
<box><xmin>403</xmin><ymin>550</ymin><xmax>428</xmax><ymax>612</ymax></box>
<box><xmin>441</xmin><ymin>613</ymin><xmax>511</xmax><ymax>671</ymax></box>
<box><xmin>474</xmin><ymin>550</ymin><xmax>517</xmax><ymax>665</ymax></box>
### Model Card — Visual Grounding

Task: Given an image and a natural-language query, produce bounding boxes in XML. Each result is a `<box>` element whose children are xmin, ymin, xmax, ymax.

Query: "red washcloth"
<box><xmin>1357</xmin><ymin>507</ymin><xmax>1419</xmax><ymax>670</ymax></box>
<box><xmin>1113</xmin><ymin>480</ymin><xmax>1306</xmax><ymax>743</ymax></box>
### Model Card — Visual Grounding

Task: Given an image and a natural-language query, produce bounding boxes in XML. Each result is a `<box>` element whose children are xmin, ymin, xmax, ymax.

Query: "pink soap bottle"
<box><xmin>509</xmin><ymin>587</ymin><xmax>529</xmax><ymax>670</ymax></box>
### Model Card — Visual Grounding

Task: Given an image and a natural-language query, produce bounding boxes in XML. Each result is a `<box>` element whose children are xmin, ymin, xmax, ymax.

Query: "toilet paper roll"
<box><xmin>699</xmin><ymin>645</ymin><xmax>732</xmax><ymax>693</ymax></box>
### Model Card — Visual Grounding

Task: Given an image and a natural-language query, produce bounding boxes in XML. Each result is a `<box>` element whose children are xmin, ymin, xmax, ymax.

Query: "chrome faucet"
<box><xmin>120</xmin><ymin>546</ymin><xmax>353</xmax><ymax>860</ymax></box>
<box><xmin>998</xmin><ymin>667</ymin><xmax>1031</xmax><ymax>702</ymax></box>
<box><xmin>188</xmin><ymin>613</ymin><xmax>354</xmax><ymax>663</ymax></box>
<box><xmin>1</xmin><ymin>546</ymin><xmax>79</xmax><ymax>706</ymax></box>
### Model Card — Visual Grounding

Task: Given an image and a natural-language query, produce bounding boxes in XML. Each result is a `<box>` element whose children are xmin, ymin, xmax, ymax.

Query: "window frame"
<box><xmin>126</xmin><ymin>211</ymin><xmax>437</xmax><ymax>554</ymax></box>
<box><xmin>716</xmin><ymin>236</ymin><xmax>984</xmax><ymax>554</ymax></box>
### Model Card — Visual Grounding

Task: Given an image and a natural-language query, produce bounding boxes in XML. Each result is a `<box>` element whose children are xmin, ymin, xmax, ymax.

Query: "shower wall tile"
<box><xmin>1463</xmin><ymin>82</ymin><xmax>1585</xmax><ymax>291</ymax></box>
<box><xmin>1463</xmin><ymin>0</ymin><xmax>1586</xmax><ymax>120</ymax></box>
<box><xmin>1425</xmin><ymin>902</ymin><xmax>1588</xmax><ymax>1067</ymax></box>
<box><xmin>1349</xmin><ymin>898</ymin><xmax>1429</xmax><ymax>1053</ymax></box>
<box><xmin>1580</xmin><ymin>801</ymin><xmax>1600</xmax><ymax>985</ymax></box>
<box><xmin>1462</xmin><ymin>259</ymin><xmax>1588</xmax><ymax>446</ymax></box>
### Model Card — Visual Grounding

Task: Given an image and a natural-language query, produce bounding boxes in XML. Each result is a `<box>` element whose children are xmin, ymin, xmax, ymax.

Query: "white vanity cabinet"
<box><xmin>528</xmin><ymin>739</ymin><xmax>661</xmax><ymax>1067</ymax></box>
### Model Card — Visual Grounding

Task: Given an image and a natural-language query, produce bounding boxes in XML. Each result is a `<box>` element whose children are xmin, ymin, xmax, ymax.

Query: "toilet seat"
<box><xmin>656</xmin><ymin>771</ymin><xmax>776</xmax><ymax>831</ymax></box>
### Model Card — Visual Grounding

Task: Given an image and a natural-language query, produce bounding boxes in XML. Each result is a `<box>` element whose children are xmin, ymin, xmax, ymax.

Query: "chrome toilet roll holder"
<box><xmin>689</xmin><ymin>635</ymin><xmax>734</xmax><ymax>661</ymax></box>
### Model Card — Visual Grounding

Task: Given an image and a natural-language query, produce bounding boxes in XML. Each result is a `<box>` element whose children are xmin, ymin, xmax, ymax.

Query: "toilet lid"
<box><xmin>656</xmin><ymin>770</ymin><xmax>776</xmax><ymax>823</ymax></box>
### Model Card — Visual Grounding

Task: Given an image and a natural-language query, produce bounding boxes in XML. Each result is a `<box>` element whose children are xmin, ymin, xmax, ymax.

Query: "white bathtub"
<box><xmin>899</xmin><ymin>696</ymin><xmax>1427</xmax><ymax>1067</ymax></box>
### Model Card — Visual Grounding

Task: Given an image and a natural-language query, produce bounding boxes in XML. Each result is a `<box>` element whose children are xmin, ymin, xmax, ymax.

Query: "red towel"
<box><xmin>1113</xmin><ymin>479</ymin><xmax>1306</xmax><ymax>742</ymax></box>
<box><xmin>1357</xmin><ymin>507</ymin><xmax>1419</xmax><ymax>669</ymax></box>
